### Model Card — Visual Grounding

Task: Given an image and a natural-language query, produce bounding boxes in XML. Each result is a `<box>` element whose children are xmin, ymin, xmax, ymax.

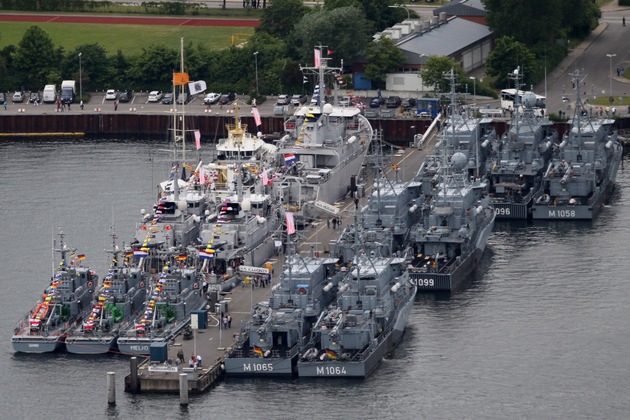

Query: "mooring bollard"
<box><xmin>130</xmin><ymin>357</ymin><xmax>138</xmax><ymax>393</ymax></box>
<box><xmin>107</xmin><ymin>371</ymin><xmax>116</xmax><ymax>406</ymax></box>
<box><xmin>179</xmin><ymin>373</ymin><xmax>189</xmax><ymax>406</ymax></box>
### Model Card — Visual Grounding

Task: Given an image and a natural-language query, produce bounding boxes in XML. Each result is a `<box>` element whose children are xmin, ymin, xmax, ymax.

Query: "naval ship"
<box><xmin>487</xmin><ymin>70</ymin><xmax>556</xmax><ymax>219</ymax></box>
<box><xmin>273</xmin><ymin>45</ymin><xmax>373</xmax><ymax>222</ymax></box>
<box><xmin>65</xmin><ymin>232</ymin><xmax>148</xmax><ymax>354</ymax></box>
<box><xmin>407</xmin><ymin>73</ymin><xmax>495</xmax><ymax>291</ymax></box>
<box><xmin>297</xmin><ymin>250</ymin><xmax>416</xmax><ymax>378</ymax></box>
<box><xmin>12</xmin><ymin>230</ymin><xmax>97</xmax><ymax>353</ymax></box>
<box><xmin>116</xmin><ymin>249</ymin><xmax>207</xmax><ymax>355</ymax></box>
<box><xmin>531</xmin><ymin>70</ymin><xmax>622</xmax><ymax>220</ymax></box>
<box><xmin>198</xmin><ymin>106</ymin><xmax>281</xmax><ymax>289</ymax></box>
<box><xmin>224</xmin><ymin>242</ymin><xmax>346</xmax><ymax>376</ymax></box>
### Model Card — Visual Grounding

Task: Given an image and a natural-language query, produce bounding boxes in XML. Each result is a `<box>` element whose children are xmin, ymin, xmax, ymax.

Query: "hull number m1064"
<box><xmin>316</xmin><ymin>366</ymin><xmax>347</xmax><ymax>375</ymax></box>
<box><xmin>243</xmin><ymin>363</ymin><xmax>273</xmax><ymax>372</ymax></box>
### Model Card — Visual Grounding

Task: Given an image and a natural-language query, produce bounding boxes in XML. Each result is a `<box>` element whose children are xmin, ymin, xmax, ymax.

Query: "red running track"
<box><xmin>0</xmin><ymin>13</ymin><xmax>259</xmax><ymax>27</ymax></box>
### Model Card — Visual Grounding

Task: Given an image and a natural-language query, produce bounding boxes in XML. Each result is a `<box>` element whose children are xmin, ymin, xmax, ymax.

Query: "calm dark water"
<box><xmin>1</xmin><ymin>139</ymin><xmax>629</xmax><ymax>419</ymax></box>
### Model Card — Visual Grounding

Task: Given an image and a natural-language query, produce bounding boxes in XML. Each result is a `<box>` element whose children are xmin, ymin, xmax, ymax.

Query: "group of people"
<box><xmin>327</xmin><ymin>217</ymin><xmax>343</xmax><ymax>230</ymax></box>
<box><xmin>174</xmin><ymin>348</ymin><xmax>203</xmax><ymax>369</ymax></box>
<box><xmin>221</xmin><ymin>312</ymin><xmax>232</xmax><ymax>329</ymax></box>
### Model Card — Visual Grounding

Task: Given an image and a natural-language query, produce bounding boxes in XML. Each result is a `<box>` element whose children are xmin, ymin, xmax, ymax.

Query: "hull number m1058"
<box><xmin>243</xmin><ymin>363</ymin><xmax>273</xmax><ymax>372</ymax></box>
<box><xmin>548</xmin><ymin>210</ymin><xmax>576</xmax><ymax>218</ymax></box>
<box><xmin>316</xmin><ymin>366</ymin><xmax>347</xmax><ymax>375</ymax></box>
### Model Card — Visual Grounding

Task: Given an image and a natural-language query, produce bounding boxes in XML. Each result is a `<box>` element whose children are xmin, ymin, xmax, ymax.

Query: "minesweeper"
<box><xmin>116</xmin><ymin>249</ymin><xmax>207</xmax><ymax>355</ymax></box>
<box><xmin>531</xmin><ymin>69</ymin><xmax>622</xmax><ymax>220</ymax></box>
<box><xmin>12</xmin><ymin>229</ymin><xmax>97</xmax><ymax>353</ymax></box>
<box><xmin>273</xmin><ymin>45</ymin><xmax>373</xmax><ymax>222</ymax></box>
<box><xmin>487</xmin><ymin>69</ymin><xmax>556</xmax><ymax>219</ymax></box>
<box><xmin>297</xmin><ymin>250</ymin><xmax>416</xmax><ymax>378</ymax></box>
<box><xmin>65</xmin><ymin>232</ymin><xmax>148</xmax><ymax>354</ymax></box>
<box><xmin>224</xmin><ymin>231</ymin><xmax>346</xmax><ymax>376</ymax></box>
<box><xmin>407</xmin><ymin>73</ymin><xmax>495</xmax><ymax>291</ymax></box>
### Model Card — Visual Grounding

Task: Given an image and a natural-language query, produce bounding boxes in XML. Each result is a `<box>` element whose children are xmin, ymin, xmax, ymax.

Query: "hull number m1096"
<box><xmin>316</xmin><ymin>366</ymin><xmax>347</xmax><ymax>375</ymax></box>
<box><xmin>548</xmin><ymin>210</ymin><xmax>576</xmax><ymax>218</ymax></box>
<box><xmin>243</xmin><ymin>363</ymin><xmax>273</xmax><ymax>372</ymax></box>
<box><xmin>495</xmin><ymin>207</ymin><xmax>511</xmax><ymax>216</ymax></box>
<box><xmin>411</xmin><ymin>278</ymin><xmax>435</xmax><ymax>287</ymax></box>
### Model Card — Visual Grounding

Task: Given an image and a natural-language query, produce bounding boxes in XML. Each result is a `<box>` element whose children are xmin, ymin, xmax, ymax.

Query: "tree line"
<box><xmin>0</xmin><ymin>0</ymin><xmax>603</xmax><ymax>97</ymax></box>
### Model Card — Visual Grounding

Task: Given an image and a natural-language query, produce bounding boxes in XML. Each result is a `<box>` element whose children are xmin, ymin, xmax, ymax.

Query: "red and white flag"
<box><xmin>286</xmin><ymin>212</ymin><xmax>296</xmax><ymax>235</ymax></box>
<box><xmin>194</xmin><ymin>129</ymin><xmax>201</xmax><ymax>150</ymax></box>
<box><xmin>262</xmin><ymin>169</ymin><xmax>269</xmax><ymax>186</ymax></box>
<box><xmin>252</xmin><ymin>106</ymin><xmax>262</xmax><ymax>127</ymax></box>
<box><xmin>314</xmin><ymin>49</ymin><xmax>321</xmax><ymax>69</ymax></box>
<box><xmin>199</xmin><ymin>165</ymin><xmax>206</xmax><ymax>185</ymax></box>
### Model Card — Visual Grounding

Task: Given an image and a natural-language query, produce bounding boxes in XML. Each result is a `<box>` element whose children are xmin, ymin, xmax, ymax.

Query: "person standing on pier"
<box><xmin>177</xmin><ymin>348</ymin><xmax>184</xmax><ymax>364</ymax></box>
<box><xmin>227</xmin><ymin>314</ymin><xmax>232</xmax><ymax>329</ymax></box>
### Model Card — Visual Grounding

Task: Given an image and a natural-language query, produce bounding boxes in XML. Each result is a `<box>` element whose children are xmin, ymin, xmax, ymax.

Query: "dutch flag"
<box><xmin>284</xmin><ymin>153</ymin><xmax>297</xmax><ymax>166</ymax></box>
<box><xmin>133</xmin><ymin>248</ymin><xmax>149</xmax><ymax>258</ymax></box>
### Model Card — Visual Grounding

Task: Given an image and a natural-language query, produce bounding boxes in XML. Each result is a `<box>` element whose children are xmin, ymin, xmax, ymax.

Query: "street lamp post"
<box><xmin>388</xmin><ymin>4</ymin><xmax>410</xmax><ymax>20</ymax></box>
<box><xmin>78</xmin><ymin>52</ymin><xmax>82</xmax><ymax>101</ymax></box>
<box><xmin>254</xmin><ymin>51</ymin><xmax>259</xmax><ymax>95</ymax></box>
<box><xmin>606</xmin><ymin>53</ymin><xmax>616</xmax><ymax>99</ymax></box>
<box><xmin>469</xmin><ymin>76</ymin><xmax>476</xmax><ymax>107</ymax></box>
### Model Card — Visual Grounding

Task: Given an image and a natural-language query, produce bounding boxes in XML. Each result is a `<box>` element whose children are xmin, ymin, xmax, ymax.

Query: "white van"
<box><xmin>43</xmin><ymin>85</ymin><xmax>56</xmax><ymax>103</ymax></box>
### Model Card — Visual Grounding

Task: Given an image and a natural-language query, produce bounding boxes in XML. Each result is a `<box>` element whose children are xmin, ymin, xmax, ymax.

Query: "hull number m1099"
<box><xmin>243</xmin><ymin>363</ymin><xmax>273</xmax><ymax>372</ymax></box>
<box><xmin>316</xmin><ymin>366</ymin><xmax>347</xmax><ymax>375</ymax></box>
<box><xmin>411</xmin><ymin>278</ymin><xmax>435</xmax><ymax>287</ymax></box>
<box><xmin>548</xmin><ymin>210</ymin><xmax>576</xmax><ymax>218</ymax></box>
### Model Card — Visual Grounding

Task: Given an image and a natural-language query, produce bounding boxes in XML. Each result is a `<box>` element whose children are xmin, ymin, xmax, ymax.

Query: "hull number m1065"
<box><xmin>411</xmin><ymin>278</ymin><xmax>435</xmax><ymax>287</ymax></box>
<box><xmin>243</xmin><ymin>363</ymin><xmax>273</xmax><ymax>372</ymax></box>
<box><xmin>316</xmin><ymin>366</ymin><xmax>347</xmax><ymax>375</ymax></box>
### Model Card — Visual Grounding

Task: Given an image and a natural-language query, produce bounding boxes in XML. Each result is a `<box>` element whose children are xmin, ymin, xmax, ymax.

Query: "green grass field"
<box><xmin>0</xmin><ymin>22</ymin><xmax>254</xmax><ymax>55</ymax></box>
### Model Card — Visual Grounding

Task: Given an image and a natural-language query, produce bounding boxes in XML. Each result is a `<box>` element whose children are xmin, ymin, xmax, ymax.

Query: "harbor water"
<box><xmin>1</xmin><ymin>139</ymin><xmax>629</xmax><ymax>419</ymax></box>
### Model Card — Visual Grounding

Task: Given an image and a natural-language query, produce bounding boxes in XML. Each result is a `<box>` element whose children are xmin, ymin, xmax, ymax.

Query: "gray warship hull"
<box><xmin>65</xmin><ymin>336</ymin><xmax>117</xmax><ymax>354</ymax></box>
<box><xmin>297</xmin><ymin>289</ymin><xmax>414</xmax><ymax>378</ymax></box>
<box><xmin>223</xmin><ymin>353</ymin><xmax>296</xmax><ymax>377</ymax></box>
<box><xmin>492</xmin><ymin>201</ymin><xmax>530</xmax><ymax>220</ymax></box>
<box><xmin>410</xmin><ymin>212</ymin><xmax>495</xmax><ymax>292</ymax></box>
<box><xmin>11</xmin><ymin>336</ymin><xmax>65</xmax><ymax>353</ymax></box>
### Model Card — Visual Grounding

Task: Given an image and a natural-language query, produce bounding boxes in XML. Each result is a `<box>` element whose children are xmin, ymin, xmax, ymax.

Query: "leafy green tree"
<box><xmin>292</xmin><ymin>6</ymin><xmax>371</xmax><ymax>65</ymax></box>
<box><xmin>324</xmin><ymin>0</ymin><xmax>410</xmax><ymax>32</ymax></box>
<box><xmin>485</xmin><ymin>36</ymin><xmax>536</xmax><ymax>88</ymax></box>
<box><xmin>421</xmin><ymin>56</ymin><xmax>463</xmax><ymax>93</ymax></box>
<box><xmin>13</xmin><ymin>26</ymin><xmax>58</xmax><ymax>90</ymax></box>
<box><xmin>126</xmin><ymin>45</ymin><xmax>179</xmax><ymax>91</ymax></box>
<box><xmin>257</xmin><ymin>0</ymin><xmax>309</xmax><ymax>39</ymax></box>
<box><xmin>62</xmin><ymin>44</ymin><xmax>110</xmax><ymax>91</ymax></box>
<box><xmin>364</xmin><ymin>36</ymin><xmax>406</xmax><ymax>87</ymax></box>
<box><xmin>110</xmin><ymin>50</ymin><xmax>131</xmax><ymax>88</ymax></box>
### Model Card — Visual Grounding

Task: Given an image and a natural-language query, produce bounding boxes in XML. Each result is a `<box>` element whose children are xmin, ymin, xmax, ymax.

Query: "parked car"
<box><xmin>0</xmin><ymin>92</ymin><xmax>5</xmax><ymax>103</ymax></box>
<box><xmin>29</xmin><ymin>92</ymin><xmax>41</xmax><ymax>104</ymax></box>
<box><xmin>176</xmin><ymin>93</ymin><xmax>189</xmax><ymax>105</ymax></box>
<box><xmin>148</xmin><ymin>90</ymin><xmax>163</xmax><ymax>102</ymax></box>
<box><xmin>385</xmin><ymin>96</ymin><xmax>402</xmax><ymax>108</ymax></box>
<box><xmin>339</xmin><ymin>96</ymin><xmax>352</xmax><ymax>106</ymax></box>
<box><xmin>161</xmin><ymin>93</ymin><xmax>174</xmax><ymax>104</ymax></box>
<box><xmin>119</xmin><ymin>90</ymin><xmax>133</xmax><ymax>103</ymax></box>
<box><xmin>290</xmin><ymin>94</ymin><xmax>307</xmax><ymax>106</ymax></box>
<box><xmin>105</xmin><ymin>89</ymin><xmax>118</xmax><ymax>100</ymax></box>
<box><xmin>204</xmin><ymin>92</ymin><xmax>220</xmax><ymax>105</ymax></box>
<box><xmin>369</xmin><ymin>97</ymin><xmax>385</xmax><ymax>108</ymax></box>
<box><xmin>401</xmin><ymin>98</ymin><xmax>416</xmax><ymax>109</ymax></box>
<box><xmin>219</xmin><ymin>92</ymin><xmax>235</xmax><ymax>105</ymax></box>
<box><xmin>12</xmin><ymin>91</ymin><xmax>25</xmax><ymax>103</ymax></box>
<box><xmin>276</xmin><ymin>94</ymin><xmax>290</xmax><ymax>106</ymax></box>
